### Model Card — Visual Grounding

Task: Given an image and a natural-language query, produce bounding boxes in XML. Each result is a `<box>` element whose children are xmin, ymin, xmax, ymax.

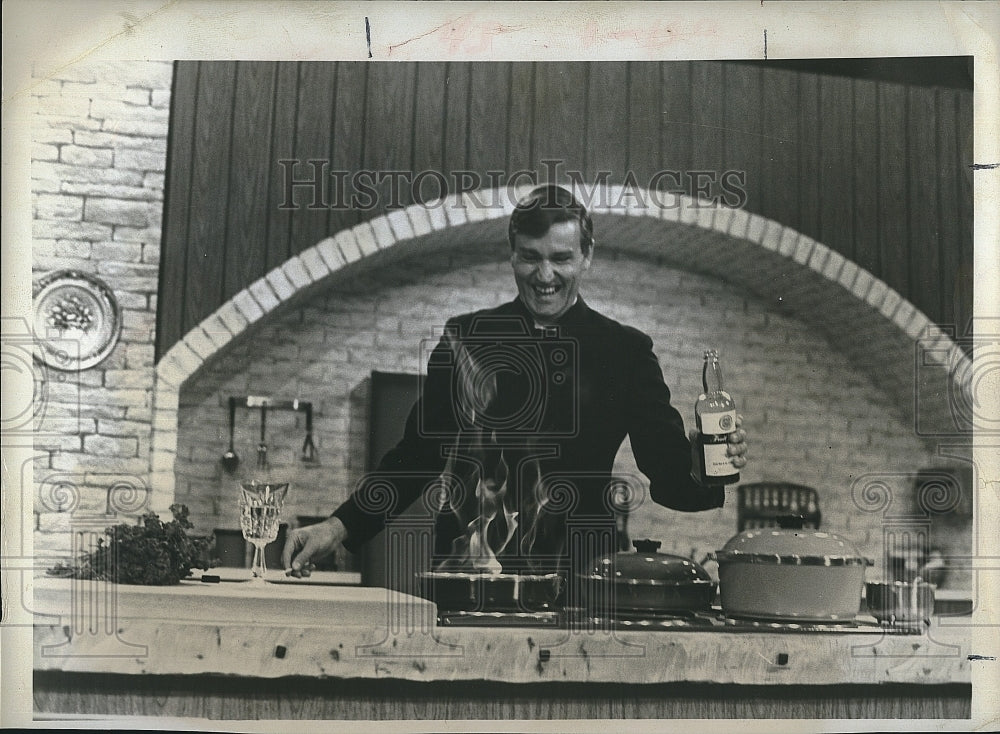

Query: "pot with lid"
<box><xmin>577</xmin><ymin>539</ymin><xmax>717</xmax><ymax>614</ymax></box>
<box><xmin>714</xmin><ymin>515</ymin><xmax>873</xmax><ymax>622</ymax></box>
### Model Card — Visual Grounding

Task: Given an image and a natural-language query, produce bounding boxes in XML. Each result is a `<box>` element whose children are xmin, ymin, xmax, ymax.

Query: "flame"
<box><xmin>437</xmin><ymin>438</ymin><xmax>513</xmax><ymax>574</ymax></box>
<box><xmin>434</xmin><ymin>327</ymin><xmax>566</xmax><ymax>574</ymax></box>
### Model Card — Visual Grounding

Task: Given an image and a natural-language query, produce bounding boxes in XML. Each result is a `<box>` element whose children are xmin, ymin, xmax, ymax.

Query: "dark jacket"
<box><xmin>332</xmin><ymin>296</ymin><xmax>724</xmax><ymax>570</ymax></box>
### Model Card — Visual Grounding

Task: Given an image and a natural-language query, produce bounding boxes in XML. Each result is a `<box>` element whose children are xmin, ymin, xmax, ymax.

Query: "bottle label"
<box><xmin>699</xmin><ymin>409</ymin><xmax>736</xmax><ymax>435</ymax></box>
<box><xmin>702</xmin><ymin>441</ymin><xmax>733</xmax><ymax>478</ymax></box>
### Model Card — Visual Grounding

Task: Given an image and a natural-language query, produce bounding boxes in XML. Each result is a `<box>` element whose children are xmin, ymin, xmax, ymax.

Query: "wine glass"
<box><xmin>239</xmin><ymin>481</ymin><xmax>289</xmax><ymax>583</ymax></box>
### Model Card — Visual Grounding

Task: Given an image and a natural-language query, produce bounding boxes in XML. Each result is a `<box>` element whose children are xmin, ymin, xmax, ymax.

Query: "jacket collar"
<box><xmin>510</xmin><ymin>295</ymin><xmax>590</xmax><ymax>329</ymax></box>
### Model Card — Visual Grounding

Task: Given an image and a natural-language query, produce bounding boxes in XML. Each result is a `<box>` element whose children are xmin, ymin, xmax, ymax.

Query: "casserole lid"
<box><xmin>715</xmin><ymin>515</ymin><xmax>870</xmax><ymax>566</ymax></box>
<box><xmin>586</xmin><ymin>539</ymin><xmax>714</xmax><ymax>586</ymax></box>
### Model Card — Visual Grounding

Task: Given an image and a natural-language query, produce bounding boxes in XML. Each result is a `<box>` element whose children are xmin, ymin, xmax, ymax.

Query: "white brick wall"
<box><xmin>29</xmin><ymin>63</ymin><xmax>970</xmax><ymax>582</ymax></box>
<box><xmin>31</xmin><ymin>61</ymin><xmax>172</xmax><ymax>554</ymax></box>
<box><xmin>173</xmin><ymin>247</ymin><xmax>954</xmax><ymax>575</ymax></box>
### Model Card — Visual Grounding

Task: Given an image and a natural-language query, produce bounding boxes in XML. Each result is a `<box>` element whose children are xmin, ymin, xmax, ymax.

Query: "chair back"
<box><xmin>737</xmin><ymin>482</ymin><xmax>821</xmax><ymax>531</ymax></box>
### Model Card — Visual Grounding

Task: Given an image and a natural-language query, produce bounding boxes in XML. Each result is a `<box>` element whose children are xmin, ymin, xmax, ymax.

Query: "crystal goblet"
<box><xmin>238</xmin><ymin>482</ymin><xmax>289</xmax><ymax>583</ymax></box>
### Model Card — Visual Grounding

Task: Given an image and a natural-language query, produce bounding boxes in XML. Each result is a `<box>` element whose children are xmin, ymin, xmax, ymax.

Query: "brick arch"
<box><xmin>147</xmin><ymin>187</ymin><xmax>969</xmax><ymax>510</ymax></box>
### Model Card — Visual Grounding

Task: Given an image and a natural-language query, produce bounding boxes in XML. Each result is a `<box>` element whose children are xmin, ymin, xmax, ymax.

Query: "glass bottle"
<box><xmin>695</xmin><ymin>349</ymin><xmax>740</xmax><ymax>485</ymax></box>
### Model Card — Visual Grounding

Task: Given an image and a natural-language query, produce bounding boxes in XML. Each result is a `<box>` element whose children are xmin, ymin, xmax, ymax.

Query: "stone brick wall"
<box><xmin>28</xmin><ymin>60</ymin><xmax>970</xmax><ymax>587</ymax></box>
<box><xmin>31</xmin><ymin>61</ymin><xmax>173</xmax><ymax>557</ymax></box>
<box><xmin>175</xmin><ymin>243</ymin><xmax>956</xmax><ymax>577</ymax></box>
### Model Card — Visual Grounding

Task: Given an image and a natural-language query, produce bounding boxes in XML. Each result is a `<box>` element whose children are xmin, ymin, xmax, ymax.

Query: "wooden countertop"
<box><xmin>32</xmin><ymin>575</ymin><xmax>972</xmax><ymax>686</ymax></box>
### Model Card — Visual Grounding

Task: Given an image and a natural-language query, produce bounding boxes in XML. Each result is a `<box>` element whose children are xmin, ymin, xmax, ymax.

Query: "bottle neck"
<box><xmin>702</xmin><ymin>358</ymin><xmax>725</xmax><ymax>394</ymax></box>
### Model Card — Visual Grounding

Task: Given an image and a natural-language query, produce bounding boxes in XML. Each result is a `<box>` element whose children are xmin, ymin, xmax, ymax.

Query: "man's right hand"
<box><xmin>282</xmin><ymin>516</ymin><xmax>347</xmax><ymax>577</ymax></box>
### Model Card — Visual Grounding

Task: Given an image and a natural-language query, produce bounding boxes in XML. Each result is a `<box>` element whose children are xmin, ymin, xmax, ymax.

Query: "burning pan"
<box><xmin>417</xmin><ymin>571</ymin><xmax>563</xmax><ymax>612</ymax></box>
<box><xmin>577</xmin><ymin>540</ymin><xmax>717</xmax><ymax>613</ymax></box>
<box><xmin>715</xmin><ymin>516</ymin><xmax>873</xmax><ymax>622</ymax></box>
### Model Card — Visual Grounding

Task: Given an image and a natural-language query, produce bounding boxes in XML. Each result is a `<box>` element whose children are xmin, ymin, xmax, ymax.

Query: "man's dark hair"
<box><xmin>508</xmin><ymin>184</ymin><xmax>595</xmax><ymax>256</ymax></box>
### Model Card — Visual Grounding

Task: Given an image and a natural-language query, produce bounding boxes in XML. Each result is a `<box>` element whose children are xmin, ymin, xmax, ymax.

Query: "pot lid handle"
<box><xmin>776</xmin><ymin>514</ymin><xmax>806</xmax><ymax>529</ymax></box>
<box><xmin>632</xmin><ymin>539</ymin><xmax>662</xmax><ymax>553</ymax></box>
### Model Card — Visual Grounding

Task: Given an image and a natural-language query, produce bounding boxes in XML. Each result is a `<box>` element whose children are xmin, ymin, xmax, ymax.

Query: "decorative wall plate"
<box><xmin>33</xmin><ymin>270</ymin><xmax>122</xmax><ymax>371</ymax></box>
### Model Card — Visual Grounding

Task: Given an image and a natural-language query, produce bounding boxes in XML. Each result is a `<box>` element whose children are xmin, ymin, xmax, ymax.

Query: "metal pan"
<box><xmin>865</xmin><ymin>579</ymin><xmax>935</xmax><ymax>628</ymax></box>
<box><xmin>417</xmin><ymin>570</ymin><xmax>563</xmax><ymax>612</ymax></box>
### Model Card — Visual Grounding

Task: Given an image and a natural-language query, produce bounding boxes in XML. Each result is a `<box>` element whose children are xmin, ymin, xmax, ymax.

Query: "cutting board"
<box><xmin>32</xmin><ymin>574</ymin><xmax>435</xmax><ymax>628</ymax></box>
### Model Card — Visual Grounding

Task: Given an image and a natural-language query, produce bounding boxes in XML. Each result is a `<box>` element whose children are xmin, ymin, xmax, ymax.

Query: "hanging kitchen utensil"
<box><xmin>256</xmin><ymin>404</ymin><xmax>268</xmax><ymax>470</ymax></box>
<box><xmin>301</xmin><ymin>402</ymin><xmax>317</xmax><ymax>463</ymax></box>
<box><xmin>222</xmin><ymin>396</ymin><xmax>240</xmax><ymax>473</ymax></box>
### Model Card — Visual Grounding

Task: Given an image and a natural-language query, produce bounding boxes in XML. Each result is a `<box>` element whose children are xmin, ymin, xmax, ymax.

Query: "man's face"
<box><xmin>511</xmin><ymin>219</ymin><xmax>592</xmax><ymax>325</ymax></box>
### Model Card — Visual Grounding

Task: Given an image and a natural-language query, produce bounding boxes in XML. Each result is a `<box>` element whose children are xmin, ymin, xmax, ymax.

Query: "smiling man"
<box><xmin>509</xmin><ymin>202</ymin><xmax>592</xmax><ymax>325</ymax></box>
<box><xmin>284</xmin><ymin>184</ymin><xmax>748</xmax><ymax>576</ymax></box>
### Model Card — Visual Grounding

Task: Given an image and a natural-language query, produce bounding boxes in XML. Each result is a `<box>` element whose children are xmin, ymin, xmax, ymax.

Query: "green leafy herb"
<box><xmin>47</xmin><ymin>504</ymin><xmax>212</xmax><ymax>585</ymax></box>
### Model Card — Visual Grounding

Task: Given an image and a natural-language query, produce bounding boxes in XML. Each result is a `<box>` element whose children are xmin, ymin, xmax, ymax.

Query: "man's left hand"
<box><xmin>689</xmin><ymin>414</ymin><xmax>749</xmax><ymax>484</ymax></box>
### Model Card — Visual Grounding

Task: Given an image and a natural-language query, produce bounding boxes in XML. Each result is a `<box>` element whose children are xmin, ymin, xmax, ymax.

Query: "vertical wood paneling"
<box><xmin>954</xmin><ymin>88</ymin><xmax>974</xmax><ymax>335</ymax></box>
<box><xmin>586</xmin><ymin>62</ymin><xmax>628</xmax><ymax>179</ymax></box>
<box><xmin>158</xmin><ymin>61</ymin><xmax>973</xmax><ymax>358</ymax></box>
<box><xmin>937</xmin><ymin>88</ymin><xmax>962</xmax><ymax>333</ymax></box>
<box><xmin>265</xmin><ymin>63</ymin><xmax>300</xmax><ymax>262</ymax></box>
<box><xmin>627</xmin><ymin>62</ymin><xmax>662</xmax><ymax>190</ymax></box>
<box><xmin>184</xmin><ymin>61</ymin><xmax>236</xmax><ymax>329</ymax></box>
<box><xmin>759</xmin><ymin>67</ymin><xmax>799</xmax><ymax>229</ymax></box>
<box><xmin>722</xmin><ymin>63</ymin><xmax>762</xmax><ymax>213</ymax></box>
<box><xmin>852</xmin><ymin>79</ymin><xmax>881</xmax><ymax>276</ymax></box>
<box><xmin>328</xmin><ymin>63</ymin><xmax>369</xmax><ymax>232</ymax></box>
<box><xmin>878</xmin><ymin>83</ymin><xmax>910</xmax><ymax>295</ymax></box>
<box><xmin>225</xmin><ymin>62</ymin><xmax>277</xmax><ymax>299</ymax></box>
<box><xmin>468</xmin><ymin>63</ymin><xmax>510</xmax><ymax>190</ymax></box>
<box><xmin>660</xmin><ymin>62</ymin><xmax>692</xmax><ymax>180</ymax></box>
<box><xmin>797</xmin><ymin>72</ymin><xmax>822</xmax><ymax>242</ymax></box>
<box><xmin>818</xmin><ymin>75</ymin><xmax>854</xmax><ymax>259</ymax></box>
<box><xmin>157</xmin><ymin>61</ymin><xmax>199</xmax><ymax>358</ymax></box>
<box><xmin>442</xmin><ymin>62</ymin><xmax>471</xmax><ymax>179</ymax></box>
<box><xmin>507</xmin><ymin>63</ymin><xmax>535</xmax><ymax>174</ymax></box>
<box><xmin>533</xmin><ymin>63</ymin><xmax>587</xmax><ymax>177</ymax></box>
<box><xmin>689</xmin><ymin>63</ymin><xmax>726</xmax><ymax>197</ymax></box>
<box><xmin>410</xmin><ymin>62</ymin><xmax>447</xmax><ymax>205</ymax></box>
<box><xmin>288</xmin><ymin>62</ymin><xmax>336</xmax><ymax>257</ymax></box>
<box><xmin>363</xmin><ymin>63</ymin><xmax>416</xmax><ymax>211</ymax></box>
<box><xmin>909</xmin><ymin>85</ymin><xmax>942</xmax><ymax>321</ymax></box>
<box><xmin>32</xmin><ymin>671</ymin><xmax>973</xmax><ymax>720</ymax></box>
